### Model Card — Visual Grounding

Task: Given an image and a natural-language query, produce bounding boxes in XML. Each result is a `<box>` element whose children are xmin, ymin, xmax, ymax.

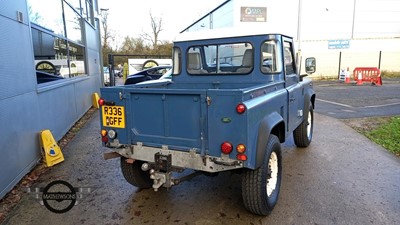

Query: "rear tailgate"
<box><xmin>127</xmin><ymin>88</ymin><xmax>208</xmax><ymax>151</ymax></box>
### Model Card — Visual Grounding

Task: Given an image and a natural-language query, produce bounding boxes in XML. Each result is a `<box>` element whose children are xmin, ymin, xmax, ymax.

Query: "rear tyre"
<box><xmin>293</xmin><ymin>102</ymin><xmax>314</xmax><ymax>147</ymax></box>
<box><xmin>120</xmin><ymin>157</ymin><xmax>152</xmax><ymax>189</ymax></box>
<box><xmin>242</xmin><ymin>134</ymin><xmax>282</xmax><ymax>216</ymax></box>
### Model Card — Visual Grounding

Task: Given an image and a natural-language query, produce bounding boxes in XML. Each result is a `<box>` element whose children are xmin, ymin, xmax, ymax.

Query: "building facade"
<box><xmin>182</xmin><ymin>0</ymin><xmax>400</xmax><ymax>77</ymax></box>
<box><xmin>0</xmin><ymin>0</ymin><xmax>102</xmax><ymax>198</ymax></box>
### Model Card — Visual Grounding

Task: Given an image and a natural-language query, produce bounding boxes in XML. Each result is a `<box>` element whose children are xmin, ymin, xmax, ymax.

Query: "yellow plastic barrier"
<box><xmin>92</xmin><ymin>92</ymin><xmax>100</xmax><ymax>109</ymax></box>
<box><xmin>39</xmin><ymin>130</ymin><xmax>64</xmax><ymax>167</ymax></box>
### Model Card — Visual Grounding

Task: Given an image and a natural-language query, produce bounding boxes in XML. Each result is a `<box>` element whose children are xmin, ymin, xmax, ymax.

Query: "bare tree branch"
<box><xmin>100</xmin><ymin>10</ymin><xmax>114</xmax><ymax>49</ymax></box>
<box><xmin>141</xmin><ymin>11</ymin><xmax>163</xmax><ymax>49</ymax></box>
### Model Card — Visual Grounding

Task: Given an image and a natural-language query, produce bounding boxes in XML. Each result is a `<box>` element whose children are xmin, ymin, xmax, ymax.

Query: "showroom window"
<box><xmin>28</xmin><ymin>0</ymin><xmax>92</xmax><ymax>83</ymax></box>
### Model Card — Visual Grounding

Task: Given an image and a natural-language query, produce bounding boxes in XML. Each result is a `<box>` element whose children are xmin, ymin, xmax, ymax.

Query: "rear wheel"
<box><xmin>293</xmin><ymin>102</ymin><xmax>314</xmax><ymax>147</ymax></box>
<box><xmin>120</xmin><ymin>157</ymin><xmax>152</xmax><ymax>189</ymax></box>
<box><xmin>242</xmin><ymin>134</ymin><xmax>282</xmax><ymax>216</ymax></box>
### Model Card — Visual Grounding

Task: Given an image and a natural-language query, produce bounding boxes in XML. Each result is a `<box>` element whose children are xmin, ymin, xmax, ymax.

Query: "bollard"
<box><xmin>345</xmin><ymin>68</ymin><xmax>351</xmax><ymax>83</ymax></box>
<box><xmin>356</xmin><ymin>72</ymin><xmax>363</xmax><ymax>85</ymax></box>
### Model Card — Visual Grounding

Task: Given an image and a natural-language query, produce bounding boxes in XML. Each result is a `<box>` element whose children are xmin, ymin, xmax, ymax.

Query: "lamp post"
<box><xmin>296</xmin><ymin>0</ymin><xmax>303</xmax><ymax>74</ymax></box>
<box><xmin>351</xmin><ymin>0</ymin><xmax>357</xmax><ymax>39</ymax></box>
<box><xmin>297</xmin><ymin>0</ymin><xmax>302</xmax><ymax>51</ymax></box>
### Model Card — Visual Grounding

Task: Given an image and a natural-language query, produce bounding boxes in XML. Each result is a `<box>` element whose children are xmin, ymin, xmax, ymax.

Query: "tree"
<box><xmin>100</xmin><ymin>9</ymin><xmax>116</xmax><ymax>66</ymax></box>
<box><xmin>141</xmin><ymin>12</ymin><xmax>163</xmax><ymax>49</ymax></box>
<box><xmin>100</xmin><ymin>9</ymin><xmax>114</xmax><ymax>50</ymax></box>
<box><xmin>109</xmin><ymin>12</ymin><xmax>173</xmax><ymax>66</ymax></box>
<box><xmin>27</xmin><ymin>6</ymin><xmax>41</xmax><ymax>24</ymax></box>
<box><xmin>151</xmin><ymin>42</ymin><xmax>173</xmax><ymax>56</ymax></box>
<box><xmin>120</xmin><ymin>36</ymin><xmax>148</xmax><ymax>54</ymax></box>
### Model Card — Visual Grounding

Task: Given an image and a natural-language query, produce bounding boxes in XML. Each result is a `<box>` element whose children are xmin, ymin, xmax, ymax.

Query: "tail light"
<box><xmin>101</xmin><ymin>129</ymin><xmax>108</xmax><ymax>142</ymax></box>
<box><xmin>236</xmin><ymin>144</ymin><xmax>246</xmax><ymax>153</ymax></box>
<box><xmin>221</xmin><ymin>142</ymin><xmax>233</xmax><ymax>154</ymax></box>
<box><xmin>236</xmin><ymin>103</ymin><xmax>246</xmax><ymax>114</ymax></box>
<box><xmin>98</xmin><ymin>98</ymin><xmax>105</xmax><ymax>106</ymax></box>
<box><xmin>236</xmin><ymin>144</ymin><xmax>247</xmax><ymax>161</ymax></box>
<box><xmin>237</xmin><ymin>154</ymin><xmax>247</xmax><ymax>161</ymax></box>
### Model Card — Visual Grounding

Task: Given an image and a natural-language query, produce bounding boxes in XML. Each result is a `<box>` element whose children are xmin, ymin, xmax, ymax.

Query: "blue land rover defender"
<box><xmin>99</xmin><ymin>30</ymin><xmax>316</xmax><ymax>216</ymax></box>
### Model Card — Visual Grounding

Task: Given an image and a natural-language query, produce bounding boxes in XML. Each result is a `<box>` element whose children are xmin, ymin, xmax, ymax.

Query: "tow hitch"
<box><xmin>141</xmin><ymin>152</ymin><xmax>202</xmax><ymax>191</ymax></box>
<box><xmin>149</xmin><ymin>169</ymin><xmax>174</xmax><ymax>191</ymax></box>
<box><xmin>146</xmin><ymin>169</ymin><xmax>203</xmax><ymax>191</ymax></box>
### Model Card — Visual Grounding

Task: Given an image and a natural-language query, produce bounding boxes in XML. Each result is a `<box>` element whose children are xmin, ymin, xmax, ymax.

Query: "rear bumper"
<box><xmin>105</xmin><ymin>142</ymin><xmax>244</xmax><ymax>173</ymax></box>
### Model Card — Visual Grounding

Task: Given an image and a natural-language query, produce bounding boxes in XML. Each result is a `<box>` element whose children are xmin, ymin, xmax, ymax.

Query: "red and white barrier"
<box><xmin>353</xmin><ymin>67</ymin><xmax>382</xmax><ymax>86</ymax></box>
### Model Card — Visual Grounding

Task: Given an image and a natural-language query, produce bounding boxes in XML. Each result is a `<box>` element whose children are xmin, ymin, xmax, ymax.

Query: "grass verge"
<box><xmin>343</xmin><ymin>116</ymin><xmax>400</xmax><ymax>157</ymax></box>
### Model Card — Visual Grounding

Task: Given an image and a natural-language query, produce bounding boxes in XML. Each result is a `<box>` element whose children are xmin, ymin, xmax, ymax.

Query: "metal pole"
<box><xmin>296</xmin><ymin>0</ymin><xmax>302</xmax><ymax>74</ymax></box>
<box><xmin>378</xmin><ymin>50</ymin><xmax>382</xmax><ymax>69</ymax></box>
<box><xmin>338</xmin><ymin>51</ymin><xmax>342</xmax><ymax>79</ymax></box>
<box><xmin>351</xmin><ymin>0</ymin><xmax>357</xmax><ymax>39</ymax></box>
<box><xmin>108</xmin><ymin>54</ymin><xmax>115</xmax><ymax>86</ymax></box>
<box><xmin>297</xmin><ymin>0</ymin><xmax>302</xmax><ymax>50</ymax></box>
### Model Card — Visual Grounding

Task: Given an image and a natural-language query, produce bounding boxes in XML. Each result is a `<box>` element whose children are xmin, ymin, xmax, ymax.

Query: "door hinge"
<box><xmin>119</xmin><ymin>91</ymin><xmax>124</xmax><ymax>100</ymax></box>
<box><xmin>206</xmin><ymin>96</ymin><xmax>212</xmax><ymax>106</ymax></box>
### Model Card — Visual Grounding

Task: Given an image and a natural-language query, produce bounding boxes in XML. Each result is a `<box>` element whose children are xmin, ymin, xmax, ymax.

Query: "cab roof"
<box><xmin>174</xmin><ymin>28</ymin><xmax>290</xmax><ymax>42</ymax></box>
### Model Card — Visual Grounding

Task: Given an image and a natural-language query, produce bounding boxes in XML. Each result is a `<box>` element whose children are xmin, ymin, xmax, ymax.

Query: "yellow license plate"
<box><xmin>102</xmin><ymin>106</ymin><xmax>125</xmax><ymax>128</ymax></box>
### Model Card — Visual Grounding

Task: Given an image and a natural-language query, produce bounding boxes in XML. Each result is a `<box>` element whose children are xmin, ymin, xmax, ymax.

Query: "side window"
<box><xmin>172</xmin><ymin>47</ymin><xmax>181</xmax><ymax>75</ymax></box>
<box><xmin>261</xmin><ymin>40</ymin><xmax>282</xmax><ymax>73</ymax></box>
<box><xmin>283</xmin><ymin>42</ymin><xmax>296</xmax><ymax>75</ymax></box>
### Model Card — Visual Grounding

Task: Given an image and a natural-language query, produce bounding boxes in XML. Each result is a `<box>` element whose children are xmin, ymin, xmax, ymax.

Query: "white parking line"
<box><xmin>317</xmin><ymin>98</ymin><xmax>400</xmax><ymax>109</ymax></box>
<box><xmin>360</xmin><ymin>102</ymin><xmax>400</xmax><ymax>108</ymax></box>
<box><xmin>316</xmin><ymin>99</ymin><xmax>353</xmax><ymax>108</ymax></box>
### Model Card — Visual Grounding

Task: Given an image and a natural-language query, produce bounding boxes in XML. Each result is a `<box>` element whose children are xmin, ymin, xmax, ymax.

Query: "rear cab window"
<box><xmin>186</xmin><ymin>42</ymin><xmax>254</xmax><ymax>75</ymax></box>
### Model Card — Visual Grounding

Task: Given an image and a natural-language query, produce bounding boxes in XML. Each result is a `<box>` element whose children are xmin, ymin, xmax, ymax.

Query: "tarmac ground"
<box><xmin>1</xmin><ymin>78</ymin><xmax>399</xmax><ymax>225</ymax></box>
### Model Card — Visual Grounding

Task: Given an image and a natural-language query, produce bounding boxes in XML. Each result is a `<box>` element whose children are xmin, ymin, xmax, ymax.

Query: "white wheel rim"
<box><xmin>306</xmin><ymin>111</ymin><xmax>312</xmax><ymax>139</ymax></box>
<box><xmin>266</xmin><ymin>151</ymin><xmax>278</xmax><ymax>197</ymax></box>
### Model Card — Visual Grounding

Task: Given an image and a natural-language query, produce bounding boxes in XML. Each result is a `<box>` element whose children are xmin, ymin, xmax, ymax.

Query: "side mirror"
<box><xmin>305</xmin><ymin>57</ymin><xmax>316</xmax><ymax>74</ymax></box>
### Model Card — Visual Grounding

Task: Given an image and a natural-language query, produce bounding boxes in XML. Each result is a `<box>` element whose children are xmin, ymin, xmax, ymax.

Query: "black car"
<box><xmin>36</xmin><ymin>71</ymin><xmax>64</xmax><ymax>84</ymax></box>
<box><xmin>124</xmin><ymin>65</ymin><xmax>171</xmax><ymax>85</ymax></box>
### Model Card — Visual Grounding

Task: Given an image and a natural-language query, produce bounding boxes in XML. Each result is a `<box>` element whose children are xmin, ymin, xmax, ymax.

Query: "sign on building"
<box><xmin>240</xmin><ymin>7</ymin><xmax>267</xmax><ymax>22</ymax></box>
<box><xmin>328</xmin><ymin>40</ymin><xmax>350</xmax><ymax>49</ymax></box>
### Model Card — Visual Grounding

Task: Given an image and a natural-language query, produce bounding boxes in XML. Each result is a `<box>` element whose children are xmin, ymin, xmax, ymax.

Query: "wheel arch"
<box><xmin>255</xmin><ymin>112</ymin><xmax>285</xmax><ymax>169</ymax></box>
<box><xmin>304</xmin><ymin>87</ymin><xmax>316</xmax><ymax>118</ymax></box>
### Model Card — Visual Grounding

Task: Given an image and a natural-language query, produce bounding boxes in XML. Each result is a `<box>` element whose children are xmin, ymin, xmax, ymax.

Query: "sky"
<box><xmin>97</xmin><ymin>0</ymin><xmax>400</xmax><ymax>49</ymax></box>
<box><xmin>97</xmin><ymin>0</ymin><xmax>227</xmax><ymax>48</ymax></box>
